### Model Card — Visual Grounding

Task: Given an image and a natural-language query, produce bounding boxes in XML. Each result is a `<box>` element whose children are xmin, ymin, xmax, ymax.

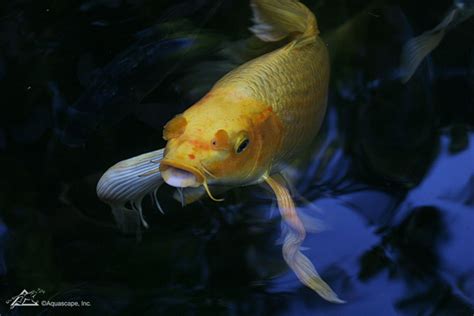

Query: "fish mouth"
<box><xmin>160</xmin><ymin>160</ymin><xmax>204</xmax><ymax>188</ymax></box>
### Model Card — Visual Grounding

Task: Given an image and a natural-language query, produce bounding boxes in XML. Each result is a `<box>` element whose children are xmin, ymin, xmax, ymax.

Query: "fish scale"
<box><xmin>214</xmin><ymin>36</ymin><xmax>329</xmax><ymax>167</ymax></box>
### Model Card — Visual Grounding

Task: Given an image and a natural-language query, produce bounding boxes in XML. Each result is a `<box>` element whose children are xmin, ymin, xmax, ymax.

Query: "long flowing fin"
<box><xmin>264</xmin><ymin>175</ymin><xmax>344</xmax><ymax>303</ymax></box>
<box><xmin>97</xmin><ymin>148</ymin><xmax>165</xmax><ymax>235</ymax></box>
<box><xmin>400</xmin><ymin>8</ymin><xmax>459</xmax><ymax>83</ymax></box>
<box><xmin>250</xmin><ymin>0</ymin><xmax>319</xmax><ymax>47</ymax></box>
<box><xmin>272</xmin><ymin>172</ymin><xmax>326</xmax><ymax>233</ymax></box>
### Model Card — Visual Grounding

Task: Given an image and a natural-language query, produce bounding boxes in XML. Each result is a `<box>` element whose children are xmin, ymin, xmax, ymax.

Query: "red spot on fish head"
<box><xmin>190</xmin><ymin>139</ymin><xmax>211</xmax><ymax>150</ymax></box>
<box><xmin>188</xmin><ymin>154</ymin><xmax>195</xmax><ymax>160</ymax></box>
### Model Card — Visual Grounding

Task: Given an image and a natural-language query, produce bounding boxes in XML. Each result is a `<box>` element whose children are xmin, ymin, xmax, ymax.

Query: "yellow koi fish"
<box><xmin>97</xmin><ymin>0</ymin><xmax>343</xmax><ymax>303</ymax></box>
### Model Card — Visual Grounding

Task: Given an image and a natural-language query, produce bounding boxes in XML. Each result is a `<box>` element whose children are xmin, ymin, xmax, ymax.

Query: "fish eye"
<box><xmin>236</xmin><ymin>138</ymin><xmax>250</xmax><ymax>154</ymax></box>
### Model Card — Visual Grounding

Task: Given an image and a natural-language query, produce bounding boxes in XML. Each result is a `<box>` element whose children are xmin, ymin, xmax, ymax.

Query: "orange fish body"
<box><xmin>160</xmin><ymin>0</ymin><xmax>330</xmax><ymax>191</ymax></box>
<box><xmin>98</xmin><ymin>0</ymin><xmax>342</xmax><ymax>303</ymax></box>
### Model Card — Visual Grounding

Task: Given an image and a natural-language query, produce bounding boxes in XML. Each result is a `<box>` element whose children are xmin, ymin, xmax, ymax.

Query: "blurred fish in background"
<box><xmin>319</xmin><ymin>2</ymin><xmax>438</xmax><ymax>187</ymax></box>
<box><xmin>400</xmin><ymin>0</ymin><xmax>474</xmax><ymax>83</ymax></box>
<box><xmin>51</xmin><ymin>2</ymin><xmax>227</xmax><ymax>147</ymax></box>
<box><xmin>50</xmin><ymin>34</ymin><xmax>210</xmax><ymax>146</ymax></box>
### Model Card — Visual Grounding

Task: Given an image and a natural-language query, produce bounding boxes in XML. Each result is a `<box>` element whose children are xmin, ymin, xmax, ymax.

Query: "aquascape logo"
<box><xmin>5</xmin><ymin>288</ymin><xmax>91</xmax><ymax>310</ymax></box>
<box><xmin>6</xmin><ymin>289</ymin><xmax>45</xmax><ymax>309</ymax></box>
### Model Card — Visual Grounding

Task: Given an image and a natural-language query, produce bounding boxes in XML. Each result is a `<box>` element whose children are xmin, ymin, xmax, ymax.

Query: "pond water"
<box><xmin>0</xmin><ymin>0</ymin><xmax>473</xmax><ymax>315</ymax></box>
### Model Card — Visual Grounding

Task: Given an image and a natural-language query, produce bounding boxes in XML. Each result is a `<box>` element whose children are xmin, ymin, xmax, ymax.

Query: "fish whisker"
<box><xmin>151</xmin><ymin>187</ymin><xmax>165</xmax><ymax>214</ymax></box>
<box><xmin>203</xmin><ymin>180</ymin><xmax>224</xmax><ymax>202</ymax></box>
<box><xmin>177</xmin><ymin>188</ymin><xmax>185</xmax><ymax>207</ymax></box>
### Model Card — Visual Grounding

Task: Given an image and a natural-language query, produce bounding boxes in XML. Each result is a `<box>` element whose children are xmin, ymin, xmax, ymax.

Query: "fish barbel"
<box><xmin>98</xmin><ymin>0</ymin><xmax>342</xmax><ymax>302</ymax></box>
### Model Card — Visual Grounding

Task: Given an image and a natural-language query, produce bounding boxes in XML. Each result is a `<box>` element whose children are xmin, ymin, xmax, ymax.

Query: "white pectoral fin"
<box><xmin>264</xmin><ymin>175</ymin><xmax>344</xmax><ymax>303</ymax></box>
<box><xmin>400</xmin><ymin>8</ymin><xmax>458</xmax><ymax>83</ymax></box>
<box><xmin>97</xmin><ymin>148</ymin><xmax>165</xmax><ymax>236</ymax></box>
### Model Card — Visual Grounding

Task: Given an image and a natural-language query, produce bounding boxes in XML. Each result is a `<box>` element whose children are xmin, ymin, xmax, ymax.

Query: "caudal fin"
<box><xmin>250</xmin><ymin>0</ymin><xmax>319</xmax><ymax>47</ymax></box>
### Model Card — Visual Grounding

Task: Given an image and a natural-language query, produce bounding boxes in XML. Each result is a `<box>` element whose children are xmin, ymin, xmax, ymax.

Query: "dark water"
<box><xmin>0</xmin><ymin>0</ymin><xmax>473</xmax><ymax>315</ymax></box>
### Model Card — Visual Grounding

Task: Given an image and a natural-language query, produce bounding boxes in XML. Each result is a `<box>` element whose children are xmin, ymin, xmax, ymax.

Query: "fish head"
<box><xmin>159</xmin><ymin>91</ymin><xmax>283</xmax><ymax>190</ymax></box>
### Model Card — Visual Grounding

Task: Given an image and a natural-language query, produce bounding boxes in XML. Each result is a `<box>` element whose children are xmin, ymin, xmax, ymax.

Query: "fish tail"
<box><xmin>250</xmin><ymin>0</ymin><xmax>319</xmax><ymax>47</ymax></box>
<box><xmin>265</xmin><ymin>175</ymin><xmax>344</xmax><ymax>303</ymax></box>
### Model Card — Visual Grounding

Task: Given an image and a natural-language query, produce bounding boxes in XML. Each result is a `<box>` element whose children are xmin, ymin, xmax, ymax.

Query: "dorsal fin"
<box><xmin>249</xmin><ymin>0</ymin><xmax>319</xmax><ymax>47</ymax></box>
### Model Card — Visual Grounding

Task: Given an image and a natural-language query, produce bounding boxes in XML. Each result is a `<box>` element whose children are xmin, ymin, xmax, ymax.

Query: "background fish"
<box><xmin>98</xmin><ymin>0</ymin><xmax>342</xmax><ymax>303</ymax></box>
<box><xmin>400</xmin><ymin>0</ymin><xmax>474</xmax><ymax>83</ymax></box>
<box><xmin>52</xmin><ymin>31</ymin><xmax>220</xmax><ymax>147</ymax></box>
